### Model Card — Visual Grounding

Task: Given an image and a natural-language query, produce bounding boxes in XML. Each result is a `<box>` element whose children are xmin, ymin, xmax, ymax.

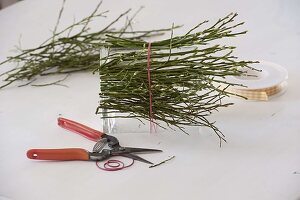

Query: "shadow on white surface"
<box><xmin>0</xmin><ymin>196</ymin><xmax>13</xmax><ymax>200</ymax></box>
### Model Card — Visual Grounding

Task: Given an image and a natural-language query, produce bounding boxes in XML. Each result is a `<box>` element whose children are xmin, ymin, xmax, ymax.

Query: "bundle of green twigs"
<box><xmin>0</xmin><ymin>1</ymin><xmax>176</xmax><ymax>89</ymax></box>
<box><xmin>0</xmin><ymin>1</ymin><xmax>257</xmax><ymax>143</ymax></box>
<box><xmin>96</xmin><ymin>13</ymin><xmax>257</xmax><ymax>143</ymax></box>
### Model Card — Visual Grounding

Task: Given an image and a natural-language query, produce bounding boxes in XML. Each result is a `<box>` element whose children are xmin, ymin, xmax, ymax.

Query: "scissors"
<box><xmin>27</xmin><ymin>117</ymin><xmax>162</xmax><ymax>164</ymax></box>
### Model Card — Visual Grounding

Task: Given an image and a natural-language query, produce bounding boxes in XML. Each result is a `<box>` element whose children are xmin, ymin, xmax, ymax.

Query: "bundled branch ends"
<box><xmin>97</xmin><ymin>13</ymin><xmax>258</xmax><ymax>144</ymax></box>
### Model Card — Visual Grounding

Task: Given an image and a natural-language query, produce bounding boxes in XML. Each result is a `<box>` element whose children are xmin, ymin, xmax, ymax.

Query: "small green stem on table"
<box><xmin>149</xmin><ymin>156</ymin><xmax>175</xmax><ymax>168</ymax></box>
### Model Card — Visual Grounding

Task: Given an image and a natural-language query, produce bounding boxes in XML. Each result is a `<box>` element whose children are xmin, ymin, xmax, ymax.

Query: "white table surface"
<box><xmin>0</xmin><ymin>0</ymin><xmax>300</xmax><ymax>199</ymax></box>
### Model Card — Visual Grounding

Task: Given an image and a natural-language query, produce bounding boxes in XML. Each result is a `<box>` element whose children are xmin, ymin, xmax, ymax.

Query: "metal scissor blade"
<box><xmin>121</xmin><ymin>153</ymin><xmax>153</xmax><ymax>165</ymax></box>
<box><xmin>118</xmin><ymin>147</ymin><xmax>162</xmax><ymax>154</ymax></box>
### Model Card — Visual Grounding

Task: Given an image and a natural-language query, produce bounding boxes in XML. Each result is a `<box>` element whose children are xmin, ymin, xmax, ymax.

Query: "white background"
<box><xmin>0</xmin><ymin>0</ymin><xmax>300</xmax><ymax>199</ymax></box>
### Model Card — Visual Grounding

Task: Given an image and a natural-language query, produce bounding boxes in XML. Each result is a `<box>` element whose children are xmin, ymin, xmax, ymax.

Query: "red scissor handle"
<box><xmin>57</xmin><ymin>117</ymin><xmax>104</xmax><ymax>142</ymax></box>
<box><xmin>27</xmin><ymin>148</ymin><xmax>89</xmax><ymax>161</ymax></box>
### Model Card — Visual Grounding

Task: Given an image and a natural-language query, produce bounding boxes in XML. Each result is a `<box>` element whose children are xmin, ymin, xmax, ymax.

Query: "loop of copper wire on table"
<box><xmin>96</xmin><ymin>159</ymin><xmax>135</xmax><ymax>171</ymax></box>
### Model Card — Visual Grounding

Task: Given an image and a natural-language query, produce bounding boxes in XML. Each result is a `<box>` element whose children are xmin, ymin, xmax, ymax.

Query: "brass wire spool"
<box><xmin>226</xmin><ymin>61</ymin><xmax>288</xmax><ymax>101</ymax></box>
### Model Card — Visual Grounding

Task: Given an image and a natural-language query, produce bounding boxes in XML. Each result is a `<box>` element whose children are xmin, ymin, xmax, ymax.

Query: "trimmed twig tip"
<box><xmin>149</xmin><ymin>156</ymin><xmax>175</xmax><ymax>168</ymax></box>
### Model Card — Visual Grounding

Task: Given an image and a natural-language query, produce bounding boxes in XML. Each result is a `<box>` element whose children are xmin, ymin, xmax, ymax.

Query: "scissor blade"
<box><xmin>121</xmin><ymin>153</ymin><xmax>153</xmax><ymax>165</ymax></box>
<box><xmin>119</xmin><ymin>147</ymin><xmax>162</xmax><ymax>154</ymax></box>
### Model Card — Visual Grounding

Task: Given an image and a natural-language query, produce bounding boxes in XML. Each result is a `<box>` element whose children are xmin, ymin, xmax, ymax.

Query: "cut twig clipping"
<box><xmin>149</xmin><ymin>156</ymin><xmax>175</xmax><ymax>168</ymax></box>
